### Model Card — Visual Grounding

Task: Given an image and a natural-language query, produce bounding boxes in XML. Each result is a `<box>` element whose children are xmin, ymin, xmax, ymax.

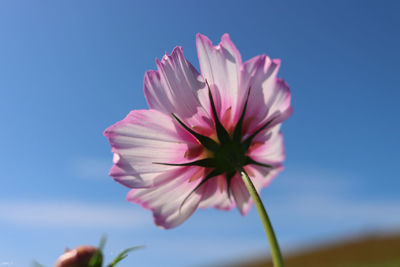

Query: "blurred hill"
<box><xmin>219</xmin><ymin>232</ymin><xmax>400</xmax><ymax>267</ymax></box>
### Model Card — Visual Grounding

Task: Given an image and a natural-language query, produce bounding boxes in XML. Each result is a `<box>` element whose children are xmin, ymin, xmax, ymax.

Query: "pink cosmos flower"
<box><xmin>104</xmin><ymin>34</ymin><xmax>292</xmax><ymax>229</ymax></box>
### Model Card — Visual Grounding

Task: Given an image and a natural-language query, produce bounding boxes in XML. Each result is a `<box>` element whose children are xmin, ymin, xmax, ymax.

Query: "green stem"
<box><xmin>240</xmin><ymin>169</ymin><xmax>284</xmax><ymax>267</ymax></box>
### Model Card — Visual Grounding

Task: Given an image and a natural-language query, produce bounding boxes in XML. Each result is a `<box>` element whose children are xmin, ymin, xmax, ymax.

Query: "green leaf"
<box><xmin>98</xmin><ymin>235</ymin><xmax>107</xmax><ymax>251</ymax></box>
<box><xmin>31</xmin><ymin>261</ymin><xmax>46</xmax><ymax>267</ymax></box>
<box><xmin>88</xmin><ymin>235</ymin><xmax>107</xmax><ymax>267</ymax></box>
<box><xmin>88</xmin><ymin>250</ymin><xmax>103</xmax><ymax>267</ymax></box>
<box><xmin>107</xmin><ymin>246</ymin><xmax>144</xmax><ymax>267</ymax></box>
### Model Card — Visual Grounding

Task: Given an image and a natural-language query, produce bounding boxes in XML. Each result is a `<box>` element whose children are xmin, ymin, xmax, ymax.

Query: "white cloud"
<box><xmin>274</xmin><ymin>193</ymin><xmax>400</xmax><ymax>227</ymax></box>
<box><xmin>0</xmin><ymin>200</ymin><xmax>149</xmax><ymax>229</ymax></box>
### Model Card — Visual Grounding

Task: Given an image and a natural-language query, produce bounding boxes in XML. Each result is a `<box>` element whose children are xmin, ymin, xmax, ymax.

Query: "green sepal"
<box><xmin>242</xmin><ymin>118</ymin><xmax>274</xmax><ymax>150</ymax></box>
<box><xmin>179</xmin><ymin>168</ymin><xmax>224</xmax><ymax>213</ymax></box>
<box><xmin>153</xmin><ymin>158</ymin><xmax>217</xmax><ymax>168</ymax></box>
<box><xmin>172</xmin><ymin>113</ymin><xmax>219</xmax><ymax>152</ymax></box>
<box><xmin>245</xmin><ymin>157</ymin><xmax>274</xmax><ymax>169</ymax></box>
<box><xmin>233</xmin><ymin>87</ymin><xmax>251</xmax><ymax>143</ymax></box>
<box><xmin>225</xmin><ymin>171</ymin><xmax>236</xmax><ymax>200</ymax></box>
<box><xmin>206</xmin><ymin>80</ymin><xmax>231</xmax><ymax>144</ymax></box>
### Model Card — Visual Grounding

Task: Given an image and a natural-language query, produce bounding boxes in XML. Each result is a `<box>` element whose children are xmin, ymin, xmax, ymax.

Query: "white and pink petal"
<box><xmin>198</xmin><ymin>176</ymin><xmax>236</xmax><ymax>211</ymax></box>
<box><xmin>249</xmin><ymin>130</ymin><xmax>286</xmax><ymax>166</ymax></box>
<box><xmin>230</xmin><ymin>165</ymin><xmax>282</xmax><ymax>216</ymax></box>
<box><xmin>241</xmin><ymin>55</ymin><xmax>292</xmax><ymax>132</ymax></box>
<box><xmin>196</xmin><ymin>34</ymin><xmax>244</xmax><ymax>126</ymax></box>
<box><xmin>230</xmin><ymin>173</ymin><xmax>252</xmax><ymax>215</ymax></box>
<box><xmin>143</xmin><ymin>47</ymin><xmax>210</xmax><ymax>128</ymax></box>
<box><xmin>104</xmin><ymin>109</ymin><xmax>198</xmax><ymax>188</ymax></box>
<box><xmin>127</xmin><ymin>166</ymin><xmax>207</xmax><ymax>229</ymax></box>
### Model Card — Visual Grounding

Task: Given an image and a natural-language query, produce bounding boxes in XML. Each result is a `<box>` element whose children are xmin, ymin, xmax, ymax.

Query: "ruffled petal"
<box><xmin>127</xmin><ymin>166</ymin><xmax>207</xmax><ymax>229</ymax></box>
<box><xmin>196</xmin><ymin>33</ymin><xmax>244</xmax><ymax>126</ymax></box>
<box><xmin>198</xmin><ymin>176</ymin><xmax>236</xmax><ymax>211</ymax></box>
<box><xmin>250</xmin><ymin>129</ymin><xmax>286</xmax><ymax>165</ymax></box>
<box><xmin>248</xmin><ymin>164</ymin><xmax>283</xmax><ymax>189</ymax></box>
<box><xmin>104</xmin><ymin>109</ymin><xmax>198</xmax><ymax>188</ymax></box>
<box><xmin>230</xmin><ymin>173</ymin><xmax>252</xmax><ymax>215</ymax></box>
<box><xmin>143</xmin><ymin>47</ymin><xmax>210</xmax><ymax>127</ymax></box>
<box><xmin>241</xmin><ymin>55</ymin><xmax>292</xmax><ymax>132</ymax></box>
<box><xmin>230</xmin><ymin>165</ymin><xmax>282</xmax><ymax>216</ymax></box>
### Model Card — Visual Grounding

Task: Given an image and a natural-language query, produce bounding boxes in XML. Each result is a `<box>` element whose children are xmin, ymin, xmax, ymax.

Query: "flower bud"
<box><xmin>54</xmin><ymin>245</ymin><xmax>101</xmax><ymax>267</ymax></box>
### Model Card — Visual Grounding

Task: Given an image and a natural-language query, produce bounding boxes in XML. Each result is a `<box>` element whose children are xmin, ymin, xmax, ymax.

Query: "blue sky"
<box><xmin>1</xmin><ymin>0</ymin><xmax>400</xmax><ymax>266</ymax></box>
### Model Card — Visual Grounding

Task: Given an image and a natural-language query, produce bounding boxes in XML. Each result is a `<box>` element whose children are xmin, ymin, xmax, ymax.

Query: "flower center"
<box><xmin>212</xmin><ymin>138</ymin><xmax>246</xmax><ymax>174</ymax></box>
<box><xmin>156</xmin><ymin>82</ymin><xmax>275</xmax><ymax>206</ymax></box>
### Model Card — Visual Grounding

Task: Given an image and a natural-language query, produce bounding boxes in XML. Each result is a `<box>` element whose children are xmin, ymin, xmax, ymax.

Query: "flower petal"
<box><xmin>104</xmin><ymin>109</ymin><xmax>197</xmax><ymax>188</ymax></box>
<box><xmin>230</xmin><ymin>173</ymin><xmax>252</xmax><ymax>215</ymax></box>
<box><xmin>196</xmin><ymin>33</ymin><xmax>243</xmax><ymax>126</ymax></box>
<box><xmin>127</xmin><ymin>166</ymin><xmax>207</xmax><ymax>229</ymax></box>
<box><xmin>250</xmin><ymin>129</ymin><xmax>286</xmax><ymax>165</ymax></box>
<box><xmin>143</xmin><ymin>47</ymin><xmax>210</xmax><ymax>127</ymax></box>
<box><xmin>241</xmin><ymin>55</ymin><xmax>292</xmax><ymax>132</ymax></box>
<box><xmin>230</xmin><ymin>165</ymin><xmax>282</xmax><ymax>216</ymax></box>
<box><xmin>249</xmin><ymin>164</ymin><xmax>283</xmax><ymax>189</ymax></box>
<box><xmin>198</xmin><ymin>177</ymin><xmax>236</xmax><ymax>211</ymax></box>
